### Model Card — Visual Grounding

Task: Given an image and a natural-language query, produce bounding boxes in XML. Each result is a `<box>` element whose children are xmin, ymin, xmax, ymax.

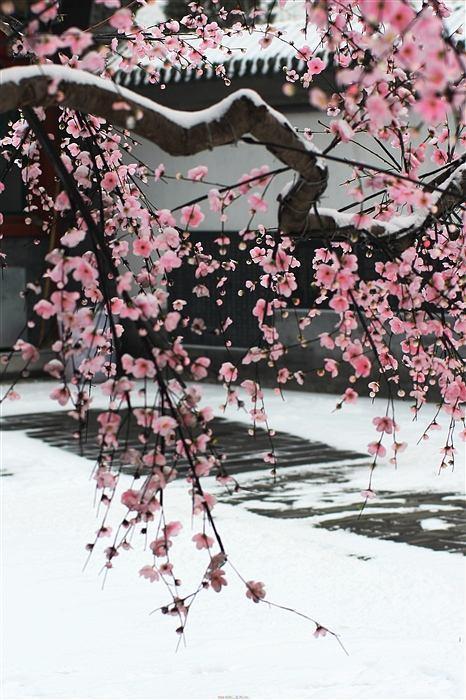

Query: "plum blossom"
<box><xmin>139</xmin><ymin>566</ymin><xmax>160</xmax><ymax>583</ymax></box>
<box><xmin>209</xmin><ymin>568</ymin><xmax>227</xmax><ymax>592</ymax></box>
<box><xmin>192</xmin><ymin>533</ymin><xmax>214</xmax><ymax>550</ymax></box>
<box><xmin>372</xmin><ymin>416</ymin><xmax>397</xmax><ymax>434</ymax></box>
<box><xmin>180</xmin><ymin>204</ymin><xmax>205</xmax><ymax>228</ymax></box>
<box><xmin>367</xmin><ymin>442</ymin><xmax>387</xmax><ymax>458</ymax></box>
<box><xmin>219</xmin><ymin>362</ymin><xmax>238</xmax><ymax>383</ymax></box>
<box><xmin>101</xmin><ymin>171</ymin><xmax>119</xmax><ymax>191</ymax></box>
<box><xmin>187</xmin><ymin>165</ymin><xmax>208</xmax><ymax>181</ymax></box>
<box><xmin>14</xmin><ymin>340</ymin><xmax>39</xmax><ymax>363</ymax></box>
<box><xmin>307</xmin><ymin>57</ymin><xmax>325</xmax><ymax>76</ymax></box>
<box><xmin>152</xmin><ymin>416</ymin><xmax>178</xmax><ymax>437</ymax></box>
<box><xmin>330</xmin><ymin>119</ymin><xmax>354</xmax><ymax>142</ymax></box>
<box><xmin>245</xmin><ymin>580</ymin><xmax>266</xmax><ymax>603</ymax></box>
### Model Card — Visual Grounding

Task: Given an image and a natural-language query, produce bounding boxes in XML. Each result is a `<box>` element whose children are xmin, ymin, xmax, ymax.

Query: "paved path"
<box><xmin>0</xmin><ymin>409</ymin><xmax>365</xmax><ymax>474</ymax></box>
<box><xmin>222</xmin><ymin>469</ymin><xmax>466</xmax><ymax>555</ymax></box>
<box><xmin>2</xmin><ymin>410</ymin><xmax>464</xmax><ymax>555</ymax></box>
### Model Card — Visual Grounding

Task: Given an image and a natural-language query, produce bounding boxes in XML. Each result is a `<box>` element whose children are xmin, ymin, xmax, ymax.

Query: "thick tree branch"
<box><xmin>293</xmin><ymin>163</ymin><xmax>466</xmax><ymax>252</ymax></box>
<box><xmin>0</xmin><ymin>64</ymin><xmax>327</xmax><ymax>235</ymax></box>
<box><xmin>1</xmin><ymin>65</ymin><xmax>464</xmax><ymax>248</ymax></box>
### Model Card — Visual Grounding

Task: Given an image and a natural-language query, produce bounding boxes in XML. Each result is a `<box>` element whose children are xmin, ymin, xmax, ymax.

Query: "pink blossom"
<box><xmin>187</xmin><ymin>165</ymin><xmax>208</xmax><ymax>181</ymax></box>
<box><xmin>109</xmin><ymin>8</ymin><xmax>133</xmax><ymax>32</ymax></box>
<box><xmin>101</xmin><ymin>171</ymin><xmax>119</xmax><ymax>192</ymax></box>
<box><xmin>164</xmin><ymin>311</ymin><xmax>181</xmax><ymax>332</ymax></box>
<box><xmin>218</xmin><ymin>362</ymin><xmax>238</xmax><ymax>383</ymax></box>
<box><xmin>157</xmin><ymin>251</ymin><xmax>182</xmax><ymax>273</ymax></box>
<box><xmin>191</xmin><ymin>356</ymin><xmax>211</xmax><ymax>380</ymax></box>
<box><xmin>80</xmin><ymin>51</ymin><xmax>105</xmax><ymax>73</ymax></box>
<box><xmin>49</xmin><ymin>386</ymin><xmax>70</xmax><ymax>406</ymax></box>
<box><xmin>180</xmin><ymin>204</ymin><xmax>205</xmax><ymax>228</ymax></box>
<box><xmin>315</xmin><ymin>264</ymin><xmax>335</xmax><ymax>287</ymax></box>
<box><xmin>192</xmin><ymin>533</ymin><xmax>214</xmax><ymax>550</ymax></box>
<box><xmin>72</xmin><ymin>259</ymin><xmax>97</xmax><ymax>286</ymax></box>
<box><xmin>248</xmin><ymin>193</ymin><xmax>268</xmax><ymax>212</ymax></box>
<box><xmin>154</xmin><ymin>164</ymin><xmax>165</xmax><ymax>181</ymax></box>
<box><xmin>156</xmin><ymin>209</ymin><xmax>176</xmax><ymax>227</ymax></box>
<box><xmin>94</xmin><ymin>469</ymin><xmax>117</xmax><ymax>489</ymax></box>
<box><xmin>152</xmin><ymin>415</ymin><xmax>178</xmax><ymax>437</ymax></box>
<box><xmin>324</xmin><ymin>359</ymin><xmax>339</xmax><ymax>377</ymax></box>
<box><xmin>307</xmin><ymin>56</ymin><xmax>325</xmax><ymax>76</ymax></box>
<box><xmin>139</xmin><ymin>566</ymin><xmax>159</xmax><ymax>583</ymax></box>
<box><xmin>96</xmin><ymin>527</ymin><xmax>112</xmax><ymax>538</ymax></box>
<box><xmin>132</xmin><ymin>358</ymin><xmax>156</xmax><ymax>378</ymax></box>
<box><xmin>133</xmin><ymin>238</ymin><xmax>154</xmax><ymax>257</ymax></box>
<box><xmin>343</xmin><ymin>388</ymin><xmax>358</xmax><ymax>404</ymax></box>
<box><xmin>372</xmin><ymin>416</ymin><xmax>396</xmax><ymax>434</ymax></box>
<box><xmin>352</xmin><ymin>355</ymin><xmax>371</xmax><ymax>378</ymax></box>
<box><xmin>121</xmin><ymin>489</ymin><xmax>140</xmax><ymax>510</ymax></box>
<box><xmin>415</xmin><ymin>95</ymin><xmax>448</xmax><ymax>125</ymax></box>
<box><xmin>34</xmin><ymin>299</ymin><xmax>55</xmax><ymax>319</ymax></box>
<box><xmin>149</xmin><ymin>537</ymin><xmax>171</xmax><ymax>558</ymax></box>
<box><xmin>14</xmin><ymin>340</ymin><xmax>39</xmax><ymax>363</ymax></box>
<box><xmin>60</xmin><ymin>228</ymin><xmax>86</xmax><ymax>248</ymax></box>
<box><xmin>245</xmin><ymin>580</ymin><xmax>266</xmax><ymax>603</ymax></box>
<box><xmin>329</xmin><ymin>295</ymin><xmax>349</xmax><ymax>313</ymax></box>
<box><xmin>330</xmin><ymin>119</ymin><xmax>354</xmax><ymax>143</ymax></box>
<box><xmin>392</xmin><ymin>441</ymin><xmax>408</xmax><ymax>454</ymax></box>
<box><xmin>209</xmin><ymin>568</ymin><xmax>227</xmax><ymax>592</ymax></box>
<box><xmin>367</xmin><ymin>442</ymin><xmax>387</xmax><ymax>458</ymax></box>
<box><xmin>276</xmin><ymin>272</ymin><xmax>297</xmax><ymax>297</ymax></box>
<box><xmin>164</xmin><ymin>521</ymin><xmax>182</xmax><ymax>538</ymax></box>
<box><xmin>43</xmin><ymin>359</ymin><xmax>64</xmax><ymax>378</ymax></box>
<box><xmin>366</xmin><ymin>94</ymin><xmax>391</xmax><ymax>128</ymax></box>
<box><xmin>61</xmin><ymin>27</ymin><xmax>93</xmax><ymax>55</ymax></box>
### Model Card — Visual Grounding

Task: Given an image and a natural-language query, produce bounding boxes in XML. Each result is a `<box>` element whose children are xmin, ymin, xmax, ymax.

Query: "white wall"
<box><xmin>133</xmin><ymin>109</ymin><xmax>374</xmax><ymax>233</ymax></box>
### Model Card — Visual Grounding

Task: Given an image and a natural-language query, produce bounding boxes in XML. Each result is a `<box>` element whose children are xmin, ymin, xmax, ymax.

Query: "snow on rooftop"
<box><xmin>136</xmin><ymin>0</ymin><xmax>309</xmax><ymax>28</ymax></box>
<box><xmin>117</xmin><ymin>1</ymin><xmax>322</xmax><ymax>87</ymax></box>
<box><xmin>116</xmin><ymin>0</ymin><xmax>465</xmax><ymax>88</ymax></box>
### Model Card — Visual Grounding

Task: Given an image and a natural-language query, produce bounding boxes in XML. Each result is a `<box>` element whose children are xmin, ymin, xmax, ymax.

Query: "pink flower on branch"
<box><xmin>209</xmin><ymin>568</ymin><xmax>227</xmax><ymax>592</ymax></box>
<box><xmin>218</xmin><ymin>362</ymin><xmax>238</xmax><ymax>383</ymax></box>
<box><xmin>139</xmin><ymin>566</ymin><xmax>159</xmax><ymax>583</ymax></box>
<box><xmin>187</xmin><ymin>165</ymin><xmax>208</xmax><ymax>181</ymax></box>
<box><xmin>367</xmin><ymin>442</ymin><xmax>387</xmax><ymax>458</ymax></box>
<box><xmin>180</xmin><ymin>204</ymin><xmax>205</xmax><ymax>228</ymax></box>
<box><xmin>245</xmin><ymin>580</ymin><xmax>266</xmax><ymax>603</ymax></box>
<box><xmin>192</xmin><ymin>533</ymin><xmax>214</xmax><ymax>550</ymax></box>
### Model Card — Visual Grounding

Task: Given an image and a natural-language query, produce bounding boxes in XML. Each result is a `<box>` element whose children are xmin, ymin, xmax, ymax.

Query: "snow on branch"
<box><xmin>1</xmin><ymin>65</ymin><xmax>464</xmax><ymax>246</ymax></box>
<box><xmin>0</xmin><ymin>64</ymin><xmax>327</xmax><ymax>236</ymax></box>
<box><xmin>298</xmin><ymin>162</ymin><xmax>466</xmax><ymax>247</ymax></box>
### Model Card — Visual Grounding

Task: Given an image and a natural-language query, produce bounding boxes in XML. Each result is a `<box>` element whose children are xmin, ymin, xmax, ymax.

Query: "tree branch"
<box><xmin>302</xmin><ymin>163</ymin><xmax>466</xmax><ymax>247</ymax></box>
<box><xmin>1</xmin><ymin>65</ymin><xmax>464</xmax><ymax>248</ymax></box>
<box><xmin>0</xmin><ymin>64</ymin><xmax>327</xmax><ymax>235</ymax></box>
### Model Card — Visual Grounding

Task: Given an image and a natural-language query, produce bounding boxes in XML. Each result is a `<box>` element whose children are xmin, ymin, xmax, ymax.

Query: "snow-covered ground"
<box><xmin>1</xmin><ymin>381</ymin><xmax>465</xmax><ymax>699</ymax></box>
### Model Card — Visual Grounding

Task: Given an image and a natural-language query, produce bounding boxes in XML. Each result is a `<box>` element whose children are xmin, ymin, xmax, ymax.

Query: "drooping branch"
<box><xmin>0</xmin><ymin>64</ymin><xmax>327</xmax><ymax>235</ymax></box>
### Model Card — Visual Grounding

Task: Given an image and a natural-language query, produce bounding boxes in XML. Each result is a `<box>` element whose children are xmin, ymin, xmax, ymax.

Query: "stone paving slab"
<box><xmin>0</xmin><ymin>409</ymin><xmax>367</xmax><ymax>476</ymax></box>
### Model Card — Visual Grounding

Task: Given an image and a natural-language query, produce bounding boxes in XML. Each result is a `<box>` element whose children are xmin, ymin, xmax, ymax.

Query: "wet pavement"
<box><xmin>0</xmin><ymin>409</ymin><xmax>365</xmax><ymax>474</ymax></box>
<box><xmin>2</xmin><ymin>409</ymin><xmax>465</xmax><ymax>555</ymax></box>
<box><xmin>221</xmin><ymin>468</ymin><xmax>466</xmax><ymax>555</ymax></box>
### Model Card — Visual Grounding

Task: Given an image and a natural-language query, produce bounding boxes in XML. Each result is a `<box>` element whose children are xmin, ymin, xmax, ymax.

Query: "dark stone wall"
<box><xmin>0</xmin><ymin>236</ymin><xmax>51</xmax><ymax>349</ymax></box>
